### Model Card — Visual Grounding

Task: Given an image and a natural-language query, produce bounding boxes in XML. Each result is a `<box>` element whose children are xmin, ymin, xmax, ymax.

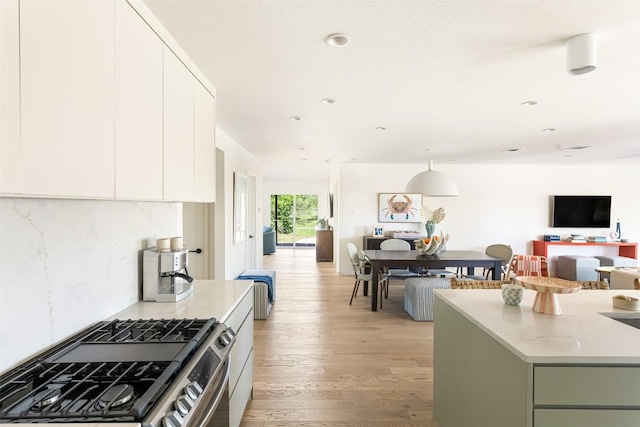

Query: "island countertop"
<box><xmin>434</xmin><ymin>288</ymin><xmax>640</xmax><ymax>364</ymax></box>
<box><xmin>109</xmin><ymin>280</ymin><xmax>253</xmax><ymax>323</ymax></box>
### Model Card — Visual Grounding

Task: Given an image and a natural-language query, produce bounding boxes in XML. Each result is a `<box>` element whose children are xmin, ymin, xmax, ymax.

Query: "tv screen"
<box><xmin>552</xmin><ymin>195</ymin><xmax>611</xmax><ymax>228</ymax></box>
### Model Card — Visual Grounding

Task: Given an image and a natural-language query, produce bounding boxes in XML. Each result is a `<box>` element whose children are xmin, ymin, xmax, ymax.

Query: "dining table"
<box><xmin>361</xmin><ymin>249</ymin><xmax>503</xmax><ymax>311</ymax></box>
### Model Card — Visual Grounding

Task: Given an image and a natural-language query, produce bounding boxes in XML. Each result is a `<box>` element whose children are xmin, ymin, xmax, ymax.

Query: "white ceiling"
<box><xmin>144</xmin><ymin>0</ymin><xmax>640</xmax><ymax>179</ymax></box>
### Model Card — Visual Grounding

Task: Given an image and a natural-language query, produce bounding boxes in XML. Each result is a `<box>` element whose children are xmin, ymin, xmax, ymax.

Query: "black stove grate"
<box><xmin>0</xmin><ymin>318</ymin><xmax>217</xmax><ymax>423</ymax></box>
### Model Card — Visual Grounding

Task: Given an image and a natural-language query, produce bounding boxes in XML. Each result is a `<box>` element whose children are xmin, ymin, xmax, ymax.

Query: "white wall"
<box><xmin>331</xmin><ymin>163</ymin><xmax>640</xmax><ymax>275</ymax></box>
<box><xmin>0</xmin><ymin>198</ymin><xmax>180</xmax><ymax>372</ymax></box>
<box><xmin>216</xmin><ymin>127</ymin><xmax>263</xmax><ymax>279</ymax></box>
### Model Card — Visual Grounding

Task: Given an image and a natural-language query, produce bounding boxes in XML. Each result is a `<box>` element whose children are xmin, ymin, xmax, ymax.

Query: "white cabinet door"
<box><xmin>194</xmin><ymin>82</ymin><xmax>216</xmax><ymax>202</ymax></box>
<box><xmin>163</xmin><ymin>46</ymin><xmax>194</xmax><ymax>202</ymax></box>
<box><xmin>115</xmin><ymin>0</ymin><xmax>163</xmax><ymax>200</ymax></box>
<box><xmin>20</xmin><ymin>0</ymin><xmax>115</xmax><ymax>198</ymax></box>
<box><xmin>0</xmin><ymin>0</ymin><xmax>21</xmax><ymax>194</ymax></box>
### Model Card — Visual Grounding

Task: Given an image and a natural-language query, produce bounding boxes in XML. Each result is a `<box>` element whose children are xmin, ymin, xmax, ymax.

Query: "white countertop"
<box><xmin>434</xmin><ymin>288</ymin><xmax>640</xmax><ymax>364</ymax></box>
<box><xmin>109</xmin><ymin>280</ymin><xmax>253</xmax><ymax>323</ymax></box>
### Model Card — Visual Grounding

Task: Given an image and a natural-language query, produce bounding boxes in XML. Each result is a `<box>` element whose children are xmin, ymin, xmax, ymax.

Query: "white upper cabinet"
<box><xmin>194</xmin><ymin>82</ymin><xmax>216</xmax><ymax>202</ymax></box>
<box><xmin>163</xmin><ymin>47</ymin><xmax>195</xmax><ymax>202</ymax></box>
<box><xmin>0</xmin><ymin>0</ymin><xmax>21</xmax><ymax>194</ymax></box>
<box><xmin>20</xmin><ymin>0</ymin><xmax>115</xmax><ymax>198</ymax></box>
<box><xmin>115</xmin><ymin>0</ymin><xmax>163</xmax><ymax>200</ymax></box>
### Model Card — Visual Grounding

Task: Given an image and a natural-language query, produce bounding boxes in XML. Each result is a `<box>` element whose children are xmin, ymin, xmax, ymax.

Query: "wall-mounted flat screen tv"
<box><xmin>552</xmin><ymin>195</ymin><xmax>611</xmax><ymax>228</ymax></box>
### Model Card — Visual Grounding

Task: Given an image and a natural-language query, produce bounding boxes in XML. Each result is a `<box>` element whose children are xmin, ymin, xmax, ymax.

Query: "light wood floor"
<box><xmin>240</xmin><ymin>248</ymin><xmax>438</xmax><ymax>427</ymax></box>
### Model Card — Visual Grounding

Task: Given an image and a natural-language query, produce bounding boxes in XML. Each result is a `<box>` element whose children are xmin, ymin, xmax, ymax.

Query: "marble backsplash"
<box><xmin>0</xmin><ymin>198</ymin><xmax>181</xmax><ymax>372</ymax></box>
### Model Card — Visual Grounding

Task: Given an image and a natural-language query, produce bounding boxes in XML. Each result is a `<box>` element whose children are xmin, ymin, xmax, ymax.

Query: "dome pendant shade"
<box><xmin>566</xmin><ymin>33</ymin><xmax>597</xmax><ymax>76</ymax></box>
<box><xmin>406</xmin><ymin>161</ymin><xmax>458</xmax><ymax>197</ymax></box>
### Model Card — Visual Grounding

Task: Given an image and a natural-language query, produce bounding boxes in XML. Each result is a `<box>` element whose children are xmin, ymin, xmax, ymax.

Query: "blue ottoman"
<box><xmin>557</xmin><ymin>255</ymin><xmax>599</xmax><ymax>281</ymax></box>
<box><xmin>404</xmin><ymin>277</ymin><xmax>451</xmax><ymax>321</ymax></box>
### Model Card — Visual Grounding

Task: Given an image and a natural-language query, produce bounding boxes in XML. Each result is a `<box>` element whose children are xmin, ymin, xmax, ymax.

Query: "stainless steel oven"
<box><xmin>0</xmin><ymin>318</ymin><xmax>236</xmax><ymax>427</ymax></box>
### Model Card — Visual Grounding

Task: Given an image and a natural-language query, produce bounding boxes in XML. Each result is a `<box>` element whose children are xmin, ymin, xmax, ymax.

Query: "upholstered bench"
<box><xmin>236</xmin><ymin>269</ymin><xmax>276</xmax><ymax>320</ymax></box>
<box><xmin>404</xmin><ymin>277</ymin><xmax>451</xmax><ymax>321</ymax></box>
<box><xmin>557</xmin><ymin>255</ymin><xmax>599</xmax><ymax>281</ymax></box>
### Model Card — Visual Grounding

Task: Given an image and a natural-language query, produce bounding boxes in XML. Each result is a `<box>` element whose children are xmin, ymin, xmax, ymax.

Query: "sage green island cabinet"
<box><xmin>433</xmin><ymin>289</ymin><xmax>640</xmax><ymax>427</ymax></box>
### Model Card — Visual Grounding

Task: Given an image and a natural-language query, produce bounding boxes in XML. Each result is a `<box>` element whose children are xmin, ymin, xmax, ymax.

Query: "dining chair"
<box><xmin>379</xmin><ymin>239</ymin><xmax>420</xmax><ymax>294</ymax></box>
<box><xmin>346</xmin><ymin>243</ymin><xmax>389</xmax><ymax>307</ymax></box>
<box><xmin>505</xmin><ymin>254</ymin><xmax>549</xmax><ymax>279</ymax></box>
<box><xmin>457</xmin><ymin>243</ymin><xmax>513</xmax><ymax>279</ymax></box>
<box><xmin>450</xmin><ymin>277</ymin><xmax>511</xmax><ymax>289</ymax></box>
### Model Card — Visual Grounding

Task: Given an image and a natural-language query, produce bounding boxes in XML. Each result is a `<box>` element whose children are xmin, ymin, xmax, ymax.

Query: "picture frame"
<box><xmin>378</xmin><ymin>193</ymin><xmax>422</xmax><ymax>223</ymax></box>
<box><xmin>372</xmin><ymin>225</ymin><xmax>385</xmax><ymax>237</ymax></box>
<box><xmin>233</xmin><ymin>172</ymin><xmax>248</xmax><ymax>244</ymax></box>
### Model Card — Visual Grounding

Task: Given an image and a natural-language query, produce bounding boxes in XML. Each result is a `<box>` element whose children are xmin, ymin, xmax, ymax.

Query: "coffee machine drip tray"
<box><xmin>155</xmin><ymin>282</ymin><xmax>194</xmax><ymax>302</ymax></box>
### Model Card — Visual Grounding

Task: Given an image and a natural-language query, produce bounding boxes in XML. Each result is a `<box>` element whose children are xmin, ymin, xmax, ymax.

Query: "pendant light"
<box><xmin>405</xmin><ymin>150</ymin><xmax>458</xmax><ymax>197</ymax></box>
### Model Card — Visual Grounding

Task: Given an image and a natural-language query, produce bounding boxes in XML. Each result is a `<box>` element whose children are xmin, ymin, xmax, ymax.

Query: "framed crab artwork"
<box><xmin>378</xmin><ymin>193</ymin><xmax>423</xmax><ymax>223</ymax></box>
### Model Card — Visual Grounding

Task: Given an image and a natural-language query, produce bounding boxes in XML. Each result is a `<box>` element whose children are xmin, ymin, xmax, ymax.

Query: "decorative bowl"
<box><xmin>414</xmin><ymin>232</ymin><xmax>449</xmax><ymax>255</ymax></box>
<box><xmin>501</xmin><ymin>283</ymin><xmax>524</xmax><ymax>306</ymax></box>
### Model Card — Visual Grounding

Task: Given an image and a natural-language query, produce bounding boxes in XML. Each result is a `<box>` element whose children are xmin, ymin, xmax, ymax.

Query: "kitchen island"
<box><xmin>110</xmin><ymin>280</ymin><xmax>254</xmax><ymax>427</ymax></box>
<box><xmin>433</xmin><ymin>288</ymin><xmax>640</xmax><ymax>427</ymax></box>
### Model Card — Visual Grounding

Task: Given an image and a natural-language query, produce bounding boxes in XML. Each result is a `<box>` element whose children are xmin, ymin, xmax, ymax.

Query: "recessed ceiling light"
<box><xmin>375</xmin><ymin>127</ymin><xmax>386</xmax><ymax>131</ymax></box>
<box><xmin>521</xmin><ymin>100</ymin><xmax>538</xmax><ymax>106</ymax></box>
<box><xmin>561</xmin><ymin>145</ymin><xmax>594</xmax><ymax>151</ymax></box>
<box><xmin>326</xmin><ymin>33</ymin><xmax>350</xmax><ymax>47</ymax></box>
<box><xmin>299</xmin><ymin>147</ymin><xmax>306</xmax><ymax>151</ymax></box>
<box><xmin>501</xmin><ymin>148</ymin><xmax>527</xmax><ymax>153</ymax></box>
<box><xmin>543</xmin><ymin>128</ymin><xmax>556</xmax><ymax>132</ymax></box>
<box><xmin>321</xmin><ymin>98</ymin><xmax>336</xmax><ymax>104</ymax></box>
<box><xmin>289</xmin><ymin>116</ymin><xmax>303</xmax><ymax>121</ymax></box>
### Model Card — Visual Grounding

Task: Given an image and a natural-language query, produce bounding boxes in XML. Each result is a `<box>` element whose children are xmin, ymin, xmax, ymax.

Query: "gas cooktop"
<box><xmin>0</xmin><ymin>318</ymin><xmax>218</xmax><ymax>423</ymax></box>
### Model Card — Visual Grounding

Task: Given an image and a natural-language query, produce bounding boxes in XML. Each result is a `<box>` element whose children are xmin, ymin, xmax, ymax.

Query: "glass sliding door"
<box><xmin>270</xmin><ymin>194</ymin><xmax>318</xmax><ymax>247</ymax></box>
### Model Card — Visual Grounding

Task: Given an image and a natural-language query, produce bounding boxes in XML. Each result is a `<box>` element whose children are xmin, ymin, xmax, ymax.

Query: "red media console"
<box><xmin>533</xmin><ymin>240</ymin><xmax>638</xmax><ymax>260</ymax></box>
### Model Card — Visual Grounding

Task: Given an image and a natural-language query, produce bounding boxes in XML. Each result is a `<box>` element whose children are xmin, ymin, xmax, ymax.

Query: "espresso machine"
<box><xmin>143</xmin><ymin>247</ymin><xmax>194</xmax><ymax>302</ymax></box>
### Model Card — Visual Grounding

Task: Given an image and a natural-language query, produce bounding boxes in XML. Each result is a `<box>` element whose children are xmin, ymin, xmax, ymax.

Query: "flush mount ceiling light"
<box><xmin>321</xmin><ymin>98</ymin><xmax>336</xmax><ymax>104</ymax></box>
<box><xmin>289</xmin><ymin>116</ymin><xmax>303</xmax><ymax>121</ymax></box>
<box><xmin>326</xmin><ymin>33</ymin><xmax>350</xmax><ymax>47</ymax></box>
<box><xmin>405</xmin><ymin>150</ymin><xmax>458</xmax><ymax>197</ymax></box>
<box><xmin>567</xmin><ymin>33</ymin><xmax>597</xmax><ymax>76</ymax></box>
<box><xmin>375</xmin><ymin>127</ymin><xmax>386</xmax><ymax>131</ymax></box>
<box><xmin>521</xmin><ymin>100</ymin><xmax>538</xmax><ymax>106</ymax></box>
<box><xmin>542</xmin><ymin>128</ymin><xmax>556</xmax><ymax>132</ymax></box>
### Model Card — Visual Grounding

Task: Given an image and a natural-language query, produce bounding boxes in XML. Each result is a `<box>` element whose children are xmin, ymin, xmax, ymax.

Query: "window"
<box><xmin>270</xmin><ymin>194</ymin><xmax>318</xmax><ymax>247</ymax></box>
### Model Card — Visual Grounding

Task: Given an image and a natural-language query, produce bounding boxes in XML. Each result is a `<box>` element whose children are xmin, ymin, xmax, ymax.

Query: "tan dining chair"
<box><xmin>458</xmin><ymin>243</ymin><xmax>513</xmax><ymax>279</ymax></box>
<box><xmin>346</xmin><ymin>243</ymin><xmax>389</xmax><ymax>307</ymax></box>
<box><xmin>450</xmin><ymin>277</ymin><xmax>511</xmax><ymax>289</ymax></box>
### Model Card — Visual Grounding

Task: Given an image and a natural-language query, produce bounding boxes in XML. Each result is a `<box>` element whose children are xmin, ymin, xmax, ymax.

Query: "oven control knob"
<box><xmin>185</xmin><ymin>381</ymin><xmax>203</xmax><ymax>400</ymax></box>
<box><xmin>218</xmin><ymin>330</ymin><xmax>232</xmax><ymax>346</ymax></box>
<box><xmin>163</xmin><ymin>410</ymin><xmax>184</xmax><ymax>427</ymax></box>
<box><xmin>225</xmin><ymin>327</ymin><xmax>236</xmax><ymax>338</ymax></box>
<box><xmin>218</xmin><ymin>331</ymin><xmax>231</xmax><ymax>347</ymax></box>
<box><xmin>175</xmin><ymin>394</ymin><xmax>194</xmax><ymax>416</ymax></box>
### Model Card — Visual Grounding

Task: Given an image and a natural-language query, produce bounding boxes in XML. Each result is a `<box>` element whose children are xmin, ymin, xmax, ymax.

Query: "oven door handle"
<box><xmin>192</xmin><ymin>356</ymin><xmax>231</xmax><ymax>427</ymax></box>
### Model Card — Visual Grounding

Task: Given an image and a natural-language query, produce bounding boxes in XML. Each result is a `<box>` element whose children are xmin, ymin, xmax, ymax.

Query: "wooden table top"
<box><xmin>515</xmin><ymin>276</ymin><xmax>581</xmax><ymax>294</ymax></box>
